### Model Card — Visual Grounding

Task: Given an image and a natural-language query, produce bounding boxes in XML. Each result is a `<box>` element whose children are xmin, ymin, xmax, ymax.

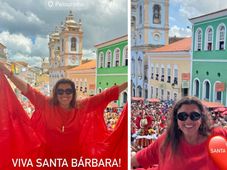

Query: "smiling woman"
<box><xmin>131</xmin><ymin>96</ymin><xmax>227</xmax><ymax>170</ymax></box>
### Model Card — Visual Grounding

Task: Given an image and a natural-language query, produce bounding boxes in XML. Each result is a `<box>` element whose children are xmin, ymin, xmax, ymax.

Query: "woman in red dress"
<box><xmin>0</xmin><ymin>62</ymin><xmax>127</xmax><ymax>169</ymax></box>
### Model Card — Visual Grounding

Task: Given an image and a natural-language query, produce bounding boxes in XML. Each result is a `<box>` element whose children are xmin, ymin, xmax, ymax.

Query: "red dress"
<box><xmin>22</xmin><ymin>84</ymin><xmax>119</xmax><ymax>158</ymax></box>
<box><xmin>0</xmin><ymin>73</ymin><xmax>128</xmax><ymax>169</ymax></box>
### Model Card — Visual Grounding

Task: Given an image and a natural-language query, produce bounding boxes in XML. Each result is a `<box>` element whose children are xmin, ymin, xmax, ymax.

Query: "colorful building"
<box><xmin>131</xmin><ymin>0</ymin><xmax>169</xmax><ymax>98</ymax></box>
<box><xmin>67</xmin><ymin>60</ymin><xmax>96</xmax><ymax>98</ymax></box>
<box><xmin>146</xmin><ymin>38</ymin><xmax>191</xmax><ymax>101</ymax></box>
<box><xmin>95</xmin><ymin>35</ymin><xmax>128</xmax><ymax>107</ymax></box>
<box><xmin>189</xmin><ymin>9</ymin><xmax>227</xmax><ymax>105</ymax></box>
<box><xmin>48</xmin><ymin>11</ymin><xmax>83</xmax><ymax>92</ymax></box>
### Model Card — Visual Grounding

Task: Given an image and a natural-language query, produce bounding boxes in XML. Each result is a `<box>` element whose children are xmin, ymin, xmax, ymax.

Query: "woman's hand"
<box><xmin>0</xmin><ymin>61</ymin><xmax>28</xmax><ymax>93</ymax></box>
<box><xmin>118</xmin><ymin>82</ymin><xmax>127</xmax><ymax>93</ymax></box>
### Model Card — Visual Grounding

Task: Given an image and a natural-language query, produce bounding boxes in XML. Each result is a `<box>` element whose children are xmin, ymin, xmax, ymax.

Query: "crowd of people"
<box><xmin>131</xmin><ymin>100</ymin><xmax>174</xmax><ymax>151</ymax></box>
<box><xmin>104</xmin><ymin>107</ymin><xmax>122</xmax><ymax>130</ymax></box>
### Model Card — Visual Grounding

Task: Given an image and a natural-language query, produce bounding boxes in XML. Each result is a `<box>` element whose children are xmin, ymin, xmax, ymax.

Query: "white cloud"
<box><xmin>0</xmin><ymin>31</ymin><xmax>48</xmax><ymax>66</ymax></box>
<box><xmin>172</xmin><ymin>0</ymin><xmax>227</xmax><ymax>18</ymax></box>
<box><xmin>31</xmin><ymin>36</ymin><xmax>49</xmax><ymax>57</ymax></box>
<box><xmin>82</xmin><ymin>49</ymin><xmax>96</xmax><ymax>60</ymax></box>
<box><xmin>12</xmin><ymin>53</ymin><xmax>43</xmax><ymax>67</ymax></box>
<box><xmin>0</xmin><ymin>11</ymin><xmax>14</xmax><ymax>21</ymax></box>
<box><xmin>26</xmin><ymin>12</ymin><xmax>44</xmax><ymax>24</ymax></box>
<box><xmin>0</xmin><ymin>31</ymin><xmax>32</xmax><ymax>54</ymax></box>
<box><xmin>0</xmin><ymin>1</ymin><xmax>45</xmax><ymax>24</ymax></box>
<box><xmin>169</xmin><ymin>25</ymin><xmax>191</xmax><ymax>37</ymax></box>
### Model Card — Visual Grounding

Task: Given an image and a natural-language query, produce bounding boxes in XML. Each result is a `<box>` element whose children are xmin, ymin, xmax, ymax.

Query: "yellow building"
<box><xmin>67</xmin><ymin>60</ymin><xmax>96</xmax><ymax>98</ymax></box>
<box><xmin>146</xmin><ymin>38</ymin><xmax>191</xmax><ymax>101</ymax></box>
<box><xmin>48</xmin><ymin>11</ymin><xmax>83</xmax><ymax>91</ymax></box>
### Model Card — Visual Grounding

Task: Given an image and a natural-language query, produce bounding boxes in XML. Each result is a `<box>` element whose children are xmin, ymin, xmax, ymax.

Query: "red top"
<box><xmin>22</xmin><ymin>85</ymin><xmax>119</xmax><ymax>157</ymax></box>
<box><xmin>136</xmin><ymin>128</ymin><xmax>227</xmax><ymax>170</ymax></box>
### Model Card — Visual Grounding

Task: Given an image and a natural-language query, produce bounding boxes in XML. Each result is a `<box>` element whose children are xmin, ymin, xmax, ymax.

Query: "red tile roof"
<box><xmin>69</xmin><ymin>60</ymin><xmax>96</xmax><ymax>71</ymax></box>
<box><xmin>146</xmin><ymin>37</ymin><xmax>191</xmax><ymax>53</ymax></box>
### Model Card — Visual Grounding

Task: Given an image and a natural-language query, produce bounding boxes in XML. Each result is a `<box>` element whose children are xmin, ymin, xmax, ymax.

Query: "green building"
<box><xmin>190</xmin><ymin>9</ymin><xmax>227</xmax><ymax>105</ymax></box>
<box><xmin>95</xmin><ymin>35</ymin><xmax>128</xmax><ymax>107</ymax></box>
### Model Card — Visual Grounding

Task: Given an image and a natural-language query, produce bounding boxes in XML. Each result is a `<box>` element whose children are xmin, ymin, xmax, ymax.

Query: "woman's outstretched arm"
<box><xmin>78</xmin><ymin>82</ymin><xmax>128</xmax><ymax>110</ymax></box>
<box><xmin>118</xmin><ymin>82</ymin><xmax>128</xmax><ymax>94</ymax></box>
<box><xmin>0</xmin><ymin>62</ymin><xmax>28</xmax><ymax>94</ymax></box>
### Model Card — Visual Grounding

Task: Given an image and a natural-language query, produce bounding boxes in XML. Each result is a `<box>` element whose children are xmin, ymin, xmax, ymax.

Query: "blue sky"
<box><xmin>168</xmin><ymin>0</ymin><xmax>227</xmax><ymax>37</ymax></box>
<box><xmin>170</xmin><ymin>2</ymin><xmax>189</xmax><ymax>28</ymax></box>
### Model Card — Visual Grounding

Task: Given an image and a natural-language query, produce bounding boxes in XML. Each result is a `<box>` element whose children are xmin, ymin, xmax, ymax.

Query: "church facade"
<box><xmin>48</xmin><ymin>11</ymin><xmax>83</xmax><ymax>92</ymax></box>
<box><xmin>131</xmin><ymin>0</ymin><xmax>169</xmax><ymax>98</ymax></box>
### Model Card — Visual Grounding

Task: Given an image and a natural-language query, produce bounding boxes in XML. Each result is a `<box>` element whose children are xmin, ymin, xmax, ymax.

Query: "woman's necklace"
<box><xmin>60</xmin><ymin>110</ymin><xmax>68</xmax><ymax>133</ymax></box>
<box><xmin>59</xmin><ymin>107</ymin><xmax>73</xmax><ymax>133</ymax></box>
<box><xmin>61</xmin><ymin>125</ymin><xmax>65</xmax><ymax>133</ymax></box>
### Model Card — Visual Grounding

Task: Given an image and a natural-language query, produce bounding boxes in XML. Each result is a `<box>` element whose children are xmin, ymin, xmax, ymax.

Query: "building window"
<box><xmin>151</xmin><ymin>65</ymin><xmax>154</xmax><ymax>79</ymax></box>
<box><xmin>217</xmin><ymin>24</ymin><xmax>226</xmax><ymax>50</ymax></box>
<box><xmin>161</xmin><ymin>66</ymin><xmax>164</xmax><ymax>82</ymax></box>
<box><xmin>155</xmin><ymin>88</ymin><xmax>158</xmax><ymax>98</ymax></box>
<box><xmin>214</xmin><ymin>82</ymin><xmax>222</xmax><ymax>102</ymax></box>
<box><xmin>205</xmin><ymin>27</ymin><xmax>213</xmax><ymax>51</ymax></box>
<box><xmin>173</xmin><ymin>66</ymin><xmax>178</xmax><ymax>85</ymax></box>
<box><xmin>203</xmin><ymin>80</ymin><xmax>210</xmax><ymax>100</ymax></box>
<box><xmin>106</xmin><ymin>50</ymin><xmax>112</xmax><ymax>68</ymax></box>
<box><xmin>195</xmin><ymin>28</ymin><xmax>202</xmax><ymax>51</ymax></box>
<box><xmin>138</xmin><ymin>86</ymin><xmax>142</xmax><ymax>97</ymax></box>
<box><xmin>174</xmin><ymin>93</ymin><xmax>177</xmax><ymax>101</ymax></box>
<box><xmin>216</xmin><ymin>91</ymin><xmax>221</xmax><ymax>101</ymax></box>
<box><xmin>145</xmin><ymin>89</ymin><xmax>148</xmax><ymax>99</ymax></box>
<box><xmin>71</xmin><ymin>37</ymin><xmax>77</xmax><ymax>51</ymax></box>
<box><xmin>194</xmin><ymin>79</ymin><xmax>199</xmax><ymax>97</ymax></box>
<box><xmin>138</xmin><ymin>57</ymin><xmax>142</xmax><ymax>78</ymax></box>
<box><xmin>161</xmin><ymin>89</ymin><xmax>164</xmax><ymax>100</ymax></box>
<box><xmin>144</xmin><ymin>65</ymin><xmax>148</xmax><ymax>80</ymax></box>
<box><xmin>114</xmin><ymin>48</ymin><xmax>120</xmax><ymax>67</ymax></box>
<box><xmin>153</xmin><ymin>4</ymin><xmax>161</xmax><ymax>24</ymax></box>
<box><xmin>139</xmin><ymin>5</ymin><xmax>142</xmax><ymax>24</ymax></box>
<box><xmin>123</xmin><ymin>92</ymin><xmax>127</xmax><ymax>103</ymax></box>
<box><xmin>131</xmin><ymin>58</ymin><xmax>135</xmax><ymax>77</ymax></box>
<box><xmin>99</xmin><ymin>52</ymin><xmax>104</xmax><ymax>68</ymax></box>
<box><xmin>155</xmin><ymin>65</ymin><xmax>159</xmax><ymax>81</ymax></box>
<box><xmin>151</xmin><ymin>86</ymin><xmax>153</xmax><ymax>98</ymax></box>
<box><xmin>167</xmin><ymin>66</ymin><xmax>171</xmax><ymax>83</ymax></box>
<box><xmin>167</xmin><ymin>91</ymin><xmax>170</xmax><ymax>100</ymax></box>
<box><xmin>123</xmin><ymin>46</ymin><xmax>128</xmax><ymax>66</ymax></box>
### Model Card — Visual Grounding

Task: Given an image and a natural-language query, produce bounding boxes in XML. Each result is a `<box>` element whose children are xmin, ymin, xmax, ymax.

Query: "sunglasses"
<box><xmin>177</xmin><ymin>112</ymin><xmax>202</xmax><ymax>121</ymax></box>
<box><xmin>56</xmin><ymin>88</ymin><xmax>74</xmax><ymax>95</ymax></box>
